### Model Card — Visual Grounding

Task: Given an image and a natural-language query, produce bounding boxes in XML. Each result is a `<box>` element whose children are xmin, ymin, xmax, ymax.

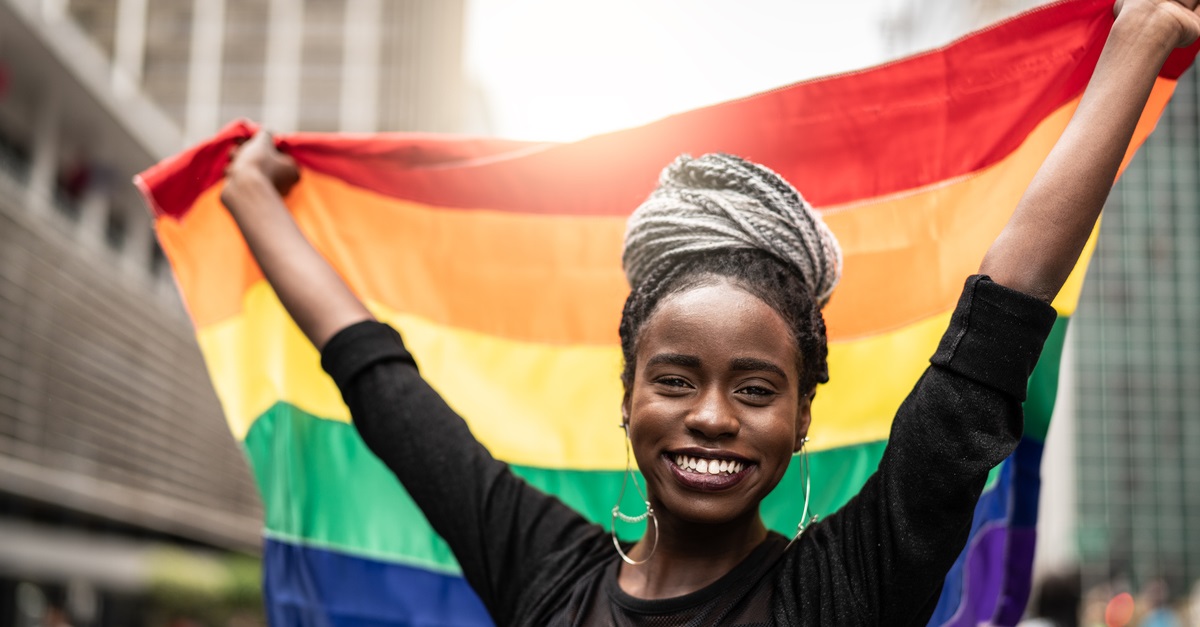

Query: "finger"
<box><xmin>263</xmin><ymin>130</ymin><xmax>290</xmax><ymax>153</ymax></box>
<box><xmin>243</xmin><ymin>130</ymin><xmax>271</xmax><ymax>149</ymax></box>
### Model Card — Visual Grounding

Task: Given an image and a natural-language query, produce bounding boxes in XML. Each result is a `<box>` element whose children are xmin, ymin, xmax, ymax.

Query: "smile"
<box><xmin>672</xmin><ymin>454</ymin><xmax>744</xmax><ymax>475</ymax></box>
<box><xmin>663</xmin><ymin>452</ymin><xmax>753</xmax><ymax>492</ymax></box>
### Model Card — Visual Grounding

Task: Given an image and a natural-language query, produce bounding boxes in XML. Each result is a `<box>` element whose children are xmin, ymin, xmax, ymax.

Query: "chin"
<box><xmin>650</xmin><ymin>463</ymin><xmax>767</xmax><ymax>527</ymax></box>
<box><xmin>665</xmin><ymin>498</ymin><xmax>759</xmax><ymax>527</ymax></box>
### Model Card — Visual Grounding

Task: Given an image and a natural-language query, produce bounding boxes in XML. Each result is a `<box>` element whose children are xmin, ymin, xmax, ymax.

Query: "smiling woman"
<box><xmin>591</xmin><ymin>152</ymin><xmax>1059</xmax><ymax>621</ymax></box>
<box><xmin>214</xmin><ymin>0</ymin><xmax>1200</xmax><ymax>624</ymax></box>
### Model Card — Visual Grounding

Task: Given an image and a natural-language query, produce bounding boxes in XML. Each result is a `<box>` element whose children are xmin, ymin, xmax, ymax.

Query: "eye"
<box><xmin>652</xmin><ymin>372</ymin><xmax>700</xmax><ymax>393</ymax></box>
<box><xmin>654</xmin><ymin>376</ymin><xmax>692</xmax><ymax>391</ymax></box>
<box><xmin>736</xmin><ymin>385</ymin><xmax>778</xmax><ymax>403</ymax></box>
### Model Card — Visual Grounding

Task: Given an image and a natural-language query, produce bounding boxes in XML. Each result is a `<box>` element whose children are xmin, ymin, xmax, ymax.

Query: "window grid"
<box><xmin>1074</xmin><ymin>68</ymin><xmax>1200</xmax><ymax>595</ymax></box>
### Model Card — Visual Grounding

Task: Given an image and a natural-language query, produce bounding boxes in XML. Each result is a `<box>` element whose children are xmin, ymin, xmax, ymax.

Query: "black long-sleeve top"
<box><xmin>321</xmin><ymin>275</ymin><xmax>1057</xmax><ymax>626</ymax></box>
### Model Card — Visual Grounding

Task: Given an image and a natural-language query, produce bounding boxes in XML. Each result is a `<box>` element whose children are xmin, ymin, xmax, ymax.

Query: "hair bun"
<box><xmin>622</xmin><ymin>153</ymin><xmax>843</xmax><ymax>307</ymax></box>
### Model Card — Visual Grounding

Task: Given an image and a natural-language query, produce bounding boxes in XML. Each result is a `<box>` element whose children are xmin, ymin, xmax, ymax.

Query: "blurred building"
<box><xmin>0</xmin><ymin>0</ymin><xmax>467</xmax><ymax>624</ymax></box>
<box><xmin>64</xmin><ymin>0</ymin><xmax>467</xmax><ymax>141</ymax></box>
<box><xmin>1073</xmin><ymin>73</ymin><xmax>1200</xmax><ymax>598</ymax></box>
<box><xmin>885</xmin><ymin>0</ymin><xmax>1200</xmax><ymax>605</ymax></box>
<box><xmin>882</xmin><ymin>0</ymin><xmax>1047</xmax><ymax>55</ymax></box>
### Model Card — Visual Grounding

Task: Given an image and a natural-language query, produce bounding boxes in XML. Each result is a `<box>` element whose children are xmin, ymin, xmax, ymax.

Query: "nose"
<box><xmin>683</xmin><ymin>387</ymin><xmax>740</xmax><ymax>440</ymax></box>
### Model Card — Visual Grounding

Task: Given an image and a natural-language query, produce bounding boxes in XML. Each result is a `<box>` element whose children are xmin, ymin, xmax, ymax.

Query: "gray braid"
<box><xmin>622</xmin><ymin>154</ymin><xmax>842</xmax><ymax>306</ymax></box>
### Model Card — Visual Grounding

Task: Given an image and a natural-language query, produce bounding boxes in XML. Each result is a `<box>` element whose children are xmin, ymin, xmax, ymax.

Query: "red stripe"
<box><xmin>140</xmin><ymin>0</ymin><xmax>1198</xmax><ymax>220</ymax></box>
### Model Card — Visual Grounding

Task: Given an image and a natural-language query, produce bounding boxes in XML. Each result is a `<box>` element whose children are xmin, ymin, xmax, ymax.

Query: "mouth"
<box><xmin>663</xmin><ymin>450</ymin><xmax>754</xmax><ymax>492</ymax></box>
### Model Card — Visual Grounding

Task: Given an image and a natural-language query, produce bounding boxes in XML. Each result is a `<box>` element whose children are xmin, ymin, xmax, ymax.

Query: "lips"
<box><xmin>662</xmin><ymin>450</ymin><xmax>754</xmax><ymax>492</ymax></box>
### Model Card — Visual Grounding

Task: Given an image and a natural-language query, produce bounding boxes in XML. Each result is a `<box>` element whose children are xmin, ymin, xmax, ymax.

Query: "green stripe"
<box><xmin>243</xmin><ymin>403</ymin><xmax>886</xmax><ymax>574</ymax></box>
<box><xmin>242</xmin><ymin>318</ymin><xmax>1068</xmax><ymax>574</ymax></box>
<box><xmin>1023</xmin><ymin>317</ymin><xmax>1068</xmax><ymax>442</ymax></box>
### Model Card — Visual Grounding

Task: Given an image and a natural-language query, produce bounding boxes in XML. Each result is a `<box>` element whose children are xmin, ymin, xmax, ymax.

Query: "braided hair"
<box><xmin>619</xmin><ymin>153</ymin><xmax>842</xmax><ymax>396</ymax></box>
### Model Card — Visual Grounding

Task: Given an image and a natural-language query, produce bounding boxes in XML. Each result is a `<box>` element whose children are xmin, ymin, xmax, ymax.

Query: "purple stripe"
<box><xmin>941</xmin><ymin>525</ymin><xmax>1039</xmax><ymax>627</ymax></box>
<box><xmin>944</xmin><ymin>524</ymin><xmax>1007</xmax><ymax>627</ymax></box>
<box><xmin>993</xmin><ymin>528</ymin><xmax>1038</xmax><ymax>625</ymax></box>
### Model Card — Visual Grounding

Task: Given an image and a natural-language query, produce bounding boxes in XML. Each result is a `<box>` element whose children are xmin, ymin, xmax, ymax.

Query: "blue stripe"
<box><xmin>263</xmin><ymin>538</ymin><xmax>493</xmax><ymax>627</ymax></box>
<box><xmin>927</xmin><ymin>436</ymin><xmax>1046</xmax><ymax>625</ymax></box>
<box><xmin>1009</xmin><ymin>439</ymin><xmax>1044</xmax><ymax>528</ymax></box>
<box><xmin>928</xmin><ymin>456</ymin><xmax>1014</xmax><ymax>625</ymax></box>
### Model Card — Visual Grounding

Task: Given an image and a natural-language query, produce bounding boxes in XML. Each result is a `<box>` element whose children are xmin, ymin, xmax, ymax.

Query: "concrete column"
<box><xmin>75</xmin><ymin>179</ymin><xmax>112</xmax><ymax>249</ymax></box>
<box><xmin>121</xmin><ymin>206</ymin><xmax>153</xmax><ymax>276</ymax></box>
<box><xmin>263</xmin><ymin>0</ymin><xmax>304</xmax><ymax>132</ymax></box>
<box><xmin>185</xmin><ymin>0</ymin><xmax>226</xmax><ymax>143</ymax></box>
<box><xmin>339</xmin><ymin>0</ymin><xmax>382</xmax><ymax>132</ymax></box>
<box><xmin>40</xmin><ymin>0</ymin><xmax>67</xmax><ymax>22</ymax></box>
<box><xmin>26</xmin><ymin>87</ymin><xmax>59</xmax><ymax>214</ymax></box>
<box><xmin>111</xmin><ymin>0</ymin><xmax>149</xmax><ymax>99</ymax></box>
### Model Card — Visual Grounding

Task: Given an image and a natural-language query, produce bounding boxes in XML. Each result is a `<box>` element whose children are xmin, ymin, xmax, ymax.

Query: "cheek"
<box><xmin>749</xmin><ymin>408</ymin><xmax>802</xmax><ymax>455</ymax></box>
<box><xmin>626</xmin><ymin>390</ymin><xmax>667</xmax><ymax>439</ymax></box>
<box><xmin>625</xmin><ymin>389</ymin><xmax>684</xmax><ymax>457</ymax></box>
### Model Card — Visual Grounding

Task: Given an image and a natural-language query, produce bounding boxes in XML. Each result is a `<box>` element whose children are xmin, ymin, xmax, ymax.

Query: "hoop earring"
<box><xmin>611</xmin><ymin>423</ymin><xmax>658</xmax><ymax>565</ymax></box>
<box><xmin>787</xmin><ymin>436</ymin><xmax>819</xmax><ymax>549</ymax></box>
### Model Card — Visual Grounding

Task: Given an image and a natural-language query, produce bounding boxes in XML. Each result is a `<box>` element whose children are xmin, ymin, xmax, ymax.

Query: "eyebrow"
<box><xmin>646</xmin><ymin>353</ymin><xmax>701</xmax><ymax>369</ymax></box>
<box><xmin>645</xmin><ymin>354</ymin><xmax>787</xmax><ymax>379</ymax></box>
<box><xmin>729</xmin><ymin>357</ymin><xmax>787</xmax><ymax>379</ymax></box>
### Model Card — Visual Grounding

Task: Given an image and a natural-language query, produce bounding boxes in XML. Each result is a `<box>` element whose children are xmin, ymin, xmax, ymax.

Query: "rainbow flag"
<box><xmin>137</xmin><ymin>1</ymin><xmax>1197</xmax><ymax>624</ymax></box>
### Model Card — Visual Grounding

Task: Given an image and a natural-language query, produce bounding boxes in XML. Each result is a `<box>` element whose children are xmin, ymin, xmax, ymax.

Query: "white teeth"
<box><xmin>672</xmin><ymin>454</ymin><xmax>744</xmax><ymax>475</ymax></box>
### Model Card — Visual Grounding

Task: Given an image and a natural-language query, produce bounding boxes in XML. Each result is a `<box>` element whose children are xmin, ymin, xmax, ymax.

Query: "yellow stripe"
<box><xmin>202</xmin><ymin>282</ymin><xmax>986</xmax><ymax>470</ymax></box>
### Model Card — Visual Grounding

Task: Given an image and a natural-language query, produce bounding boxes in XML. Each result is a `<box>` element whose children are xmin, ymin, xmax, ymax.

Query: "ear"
<box><xmin>793</xmin><ymin>389</ymin><xmax>815</xmax><ymax>452</ymax></box>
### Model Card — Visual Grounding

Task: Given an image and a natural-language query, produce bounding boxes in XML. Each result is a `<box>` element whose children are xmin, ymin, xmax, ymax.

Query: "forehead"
<box><xmin>638</xmin><ymin>281</ymin><xmax>798</xmax><ymax>369</ymax></box>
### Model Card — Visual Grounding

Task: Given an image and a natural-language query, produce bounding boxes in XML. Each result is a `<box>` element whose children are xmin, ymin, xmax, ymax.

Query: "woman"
<box><xmin>221</xmin><ymin>1</ymin><xmax>1200</xmax><ymax>624</ymax></box>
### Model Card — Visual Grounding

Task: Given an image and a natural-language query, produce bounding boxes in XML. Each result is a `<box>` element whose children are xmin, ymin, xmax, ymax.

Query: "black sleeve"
<box><xmin>797</xmin><ymin>275</ymin><xmax>1057</xmax><ymax>625</ymax></box>
<box><xmin>321</xmin><ymin>321</ymin><xmax>599</xmax><ymax>624</ymax></box>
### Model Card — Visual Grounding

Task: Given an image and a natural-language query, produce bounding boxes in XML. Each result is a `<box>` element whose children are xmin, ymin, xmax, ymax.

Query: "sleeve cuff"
<box><xmin>930</xmin><ymin>275</ymin><xmax>1058</xmax><ymax>401</ymax></box>
<box><xmin>320</xmin><ymin>320</ymin><xmax>417</xmax><ymax>391</ymax></box>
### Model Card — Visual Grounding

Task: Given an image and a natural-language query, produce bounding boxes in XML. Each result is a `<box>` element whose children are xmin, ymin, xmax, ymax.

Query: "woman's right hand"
<box><xmin>222</xmin><ymin>131</ymin><xmax>300</xmax><ymax>203</ymax></box>
<box><xmin>216</xmin><ymin>129</ymin><xmax>372</xmax><ymax>348</ymax></box>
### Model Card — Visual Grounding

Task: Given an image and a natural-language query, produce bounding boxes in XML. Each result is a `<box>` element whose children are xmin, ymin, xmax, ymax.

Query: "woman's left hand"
<box><xmin>1114</xmin><ymin>0</ymin><xmax>1200</xmax><ymax>49</ymax></box>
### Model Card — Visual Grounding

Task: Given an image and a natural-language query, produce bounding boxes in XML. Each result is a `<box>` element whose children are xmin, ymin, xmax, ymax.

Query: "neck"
<box><xmin>617</xmin><ymin>508</ymin><xmax>769</xmax><ymax>600</ymax></box>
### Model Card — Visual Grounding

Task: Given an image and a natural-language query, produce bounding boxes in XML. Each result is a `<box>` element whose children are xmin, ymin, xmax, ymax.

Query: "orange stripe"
<box><xmin>161</xmin><ymin>79</ymin><xmax>1173</xmax><ymax>342</ymax></box>
<box><xmin>157</xmin><ymin>183</ymin><xmax>630</xmax><ymax>344</ymax></box>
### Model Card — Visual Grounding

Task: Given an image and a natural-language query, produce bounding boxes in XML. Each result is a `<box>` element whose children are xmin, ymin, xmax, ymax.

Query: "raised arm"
<box><xmin>980</xmin><ymin>0</ymin><xmax>1200</xmax><ymax>302</ymax></box>
<box><xmin>220</xmin><ymin>132</ymin><xmax>372</xmax><ymax>348</ymax></box>
<box><xmin>219</xmin><ymin>133</ymin><xmax>601</xmax><ymax>623</ymax></box>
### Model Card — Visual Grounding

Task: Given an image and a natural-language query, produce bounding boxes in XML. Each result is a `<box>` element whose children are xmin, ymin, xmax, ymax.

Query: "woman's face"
<box><xmin>624</xmin><ymin>279</ymin><xmax>811</xmax><ymax>527</ymax></box>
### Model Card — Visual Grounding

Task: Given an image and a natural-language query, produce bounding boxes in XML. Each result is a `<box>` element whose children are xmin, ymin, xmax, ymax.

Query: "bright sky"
<box><xmin>465</xmin><ymin>0</ymin><xmax>904</xmax><ymax>142</ymax></box>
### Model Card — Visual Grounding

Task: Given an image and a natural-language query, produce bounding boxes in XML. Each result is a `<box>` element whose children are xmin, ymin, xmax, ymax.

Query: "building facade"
<box><xmin>1073</xmin><ymin>71</ymin><xmax>1200</xmax><ymax>597</ymax></box>
<box><xmin>65</xmin><ymin>0</ymin><xmax>467</xmax><ymax>140</ymax></box>
<box><xmin>0</xmin><ymin>0</ymin><xmax>467</xmax><ymax>623</ymax></box>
